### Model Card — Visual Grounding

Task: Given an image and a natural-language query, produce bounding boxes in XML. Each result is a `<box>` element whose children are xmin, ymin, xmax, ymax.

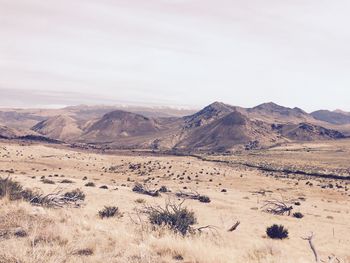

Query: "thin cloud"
<box><xmin>0</xmin><ymin>0</ymin><xmax>349</xmax><ymax>111</ymax></box>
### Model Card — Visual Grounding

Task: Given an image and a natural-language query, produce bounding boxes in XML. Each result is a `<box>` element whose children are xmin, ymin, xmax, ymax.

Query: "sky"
<box><xmin>0</xmin><ymin>0</ymin><xmax>350</xmax><ymax>111</ymax></box>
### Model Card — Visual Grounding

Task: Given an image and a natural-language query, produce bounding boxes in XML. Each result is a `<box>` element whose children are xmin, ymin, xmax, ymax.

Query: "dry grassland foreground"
<box><xmin>0</xmin><ymin>141</ymin><xmax>349</xmax><ymax>263</ymax></box>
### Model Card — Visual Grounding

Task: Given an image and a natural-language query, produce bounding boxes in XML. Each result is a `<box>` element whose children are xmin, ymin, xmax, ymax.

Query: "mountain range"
<box><xmin>0</xmin><ymin>102</ymin><xmax>348</xmax><ymax>152</ymax></box>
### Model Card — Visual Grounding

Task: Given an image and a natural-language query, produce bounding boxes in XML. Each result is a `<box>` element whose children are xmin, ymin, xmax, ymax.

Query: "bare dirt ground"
<box><xmin>0</xmin><ymin>140</ymin><xmax>349</xmax><ymax>263</ymax></box>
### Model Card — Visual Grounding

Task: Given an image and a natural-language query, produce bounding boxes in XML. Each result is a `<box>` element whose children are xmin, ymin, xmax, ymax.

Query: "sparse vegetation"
<box><xmin>85</xmin><ymin>182</ymin><xmax>95</xmax><ymax>187</ymax></box>
<box><xmin>0</xmin><ymin>140</ymin><xmax>349</xmax><ymax>262</ymax></box>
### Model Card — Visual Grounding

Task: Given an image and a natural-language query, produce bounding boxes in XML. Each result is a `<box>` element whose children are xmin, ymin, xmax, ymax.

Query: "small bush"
<box><xmin>14</xmin><ymin>228</ymin><xmax>27</xmax><ymax>238</ymax></box>
<box><xmin>159</xmin><ymin>186</ymin><xmax>168</xmax><ymax>193</ymax></box>
<box><xmin>64</xmin><ymin>189</ymin><xmax>85</xmax><ymax>201</ymax></box>
<box><xmin>99</xmin><ymin>185</ymin><xmax>108</xmax><ymax>189</ymax></box>
<box><xmin>173</xmin><ymin>254</ymin><xmax>184</xmax><ymax>261</ymax></box>
<box><xmin>60</xmin><ymin>179</ymin><xmax>74</xmax><ymax>184</ymax></box>
<box><xmin>135</xmin><ymin>198</ymin><xmax>146</xmax><ymax>204</ymax></box>
<box><xmin>85</xmin><ymin>182</ymin><xmax>95</xmax><ymax>187</ymax></box>
<box><xmin>132</xmin><ymin>183</ymin><xmax>159</xmax><ymax>197</ymax></box>
<box><xmin>42</xmin><ymin>179</ymin><xmax>55</xmax><ymax>184</ymax></box>
<box><xmin>99</xmin><ymin>206</ymin><xmax>119</xmax><ymax>219</ymax></box>
<box><xmin>0</xmin><ymin>177</ymin><xmax>23</xmax><ymax>200</ymax></box>
<box><xmin>293</xmin><ymin>212</ymin><xmax>304</xmax><ymax>219</ymax></box>
<box><xmin>0</xmin><ymin>177</ymin><xmax>34</xmax><ymax>201</ymax></box>
<box><xmin>175</xmin><ymin>191</ymin><xmax>211</xmax><ymax>204</ymax></box>
<box><xmin>144</xmin><ymin>201</ymin><xmax>197</xmax><ymax>235</ymax></box>
<box><xmin>266</xmin><ymin>224</ymin><xmax>289</xmax><ymax>239</ymax></box>
<box><xmin>74</xmin><ymin>248</ymin><xmax>94</xmax><ymax>256</ymax></box>
<box><xmin>198</xmin><ymin>195</ymin><xmax>211</xmax><ymax>203</ymax></box>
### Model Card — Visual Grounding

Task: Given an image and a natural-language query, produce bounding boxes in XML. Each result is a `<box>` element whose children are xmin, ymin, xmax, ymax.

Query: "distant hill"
<box><xmin>2</xmin><ymin>101</ymin><xmax>349</xmax><ymax>152</ymax></box>
<box><xmin>0</xmin><ymin>125</ymin><xmax>59</xmax><ymax>143</ymax></box>
<box><xmin>81</xmin><ymin>110</ymin><xmax>161</xmax><ymax>143</ymax></box>
<box><xmin>0</xmin><ymin>105</ymin><xmax>196</xmax><ymax>130</ymax></box>
<box><xmin>272</xmin><ymin>123</ymin><xmax>345</xmax><ymax>141</ymax></box>
<box><xmin>176</xmin><ymin>111</ymin><xmax>280</xmax><ymax>152</ymax></box>
<box><xmin>0</xmin><ymin>110</ymin><xmax>45</xmax><ymax>129</ymax></box>
<box><xmin>63</xmin><ymin>105</ymin><xmax>196</xmax><ymax>119</ymax></box>
<box><xmin>311</xmin><ymin>110</ymin><xmax>350</xmax><ymax>125</ymax></box>
<box><xmin>183</xmin><ymin>102</ymin><xmax>236</xmax><ymax>128</ymax></box>
<box><xmin>246</xmin><ymin>102</ymin><xmax>314</xmax><ymax>123</ymax></box>
<box><xmin>0</xmin><ymin>125</ymin><xmax>19</xmax><ymax>139</ymax></box>
<box><xmin>32</xmin><ymin>115</ymin><xmax>82</xmax><ymax>141</ymax></box>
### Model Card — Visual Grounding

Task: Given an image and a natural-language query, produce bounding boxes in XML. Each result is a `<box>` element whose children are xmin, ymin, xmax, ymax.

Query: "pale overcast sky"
<box><xmin>0</xmin><ymin>0</ymin><xmax>349</xmax><ymax>111</ymax></box>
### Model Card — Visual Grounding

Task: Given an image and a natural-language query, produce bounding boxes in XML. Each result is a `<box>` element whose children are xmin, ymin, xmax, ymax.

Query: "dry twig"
<box><xmin>261</xmin><ymin>198</ymin><xmax>293</xmax><ymax>216</ymax></box>
<box><xmin>228</xmin><ymin>221</ymin><xmax>240</xmax><ymax>232</ymax></box>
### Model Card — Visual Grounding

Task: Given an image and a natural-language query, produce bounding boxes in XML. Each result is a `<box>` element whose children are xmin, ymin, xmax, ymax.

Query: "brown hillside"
<box><xmin>32</xmin><ymin>115</ymin><xmax>83</xmax><ymax>141</ymax></box>
<box><xmin>81</xmin><ymin>110</ymin><xmax>161</xmax><ymax>143</ymax></box>
<box><xmin>272</xmin><ymin>123</ymin><xmax>345</xmax><ymax>141</ymax></box>
<box><xmin>176</xmin><ymin>111</ymin><xmax>281</xmax><ymax>152</ymax></box>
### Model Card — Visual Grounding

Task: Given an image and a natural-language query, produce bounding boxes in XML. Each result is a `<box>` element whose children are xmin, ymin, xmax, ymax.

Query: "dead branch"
<box><xmin>29</xmin><ymin>189</ymin><xmax>83</xmax><ymax>208</ymax></box>
<box><xmin>132</xmin><ymin>183</ymin><xmax>160</xmax><ymax>197</ymax></box>
<box><xmin>261</xmin><ymin>198</ymin><xmax>293</xmax><ymax>216</ymax></box>
<box><xmin>324</xmin><ymin>255</ymin><xmax>340</xmax><ymax>263</ymax></box>
<box><xmin>250</xmin><ymin>189</ymin><xmax>273</xmax><ymax>196</ymax></box>
<box><xmin>228</xmin><ymin>221</ymin><xmax>240</xmax><ymax>232</ymax></box>
<box><xmin>302</xmin><ymin>232</ymin><xmax>319</xmax><ymax>262</ymax></box>
<box><xmin>175</xmin><ymin>190</ymin><xmax>210</xmax><ymax>203</ymax></box>
<box><xmin>302</xmin><ymin>233</ymin><xmax>341</xmax><ymax>263</ymax></box>
<box><xmin>195</xmin><ymin>225</ymin><xmax>218</xmax><ymax>235</ymax></box>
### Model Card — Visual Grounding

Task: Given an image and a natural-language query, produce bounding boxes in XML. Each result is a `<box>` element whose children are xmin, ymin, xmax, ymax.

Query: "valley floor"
<box><xmin>0</xmin><ymin>140</ymin><xmax>349</xmax><ymax>263</ymax></box>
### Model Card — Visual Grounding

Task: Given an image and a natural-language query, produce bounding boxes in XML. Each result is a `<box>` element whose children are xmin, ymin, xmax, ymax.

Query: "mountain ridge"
<box><xmin>1</xmin><ymin>101</ymin><xmax>348</xmax><ymax>152</ymax></box>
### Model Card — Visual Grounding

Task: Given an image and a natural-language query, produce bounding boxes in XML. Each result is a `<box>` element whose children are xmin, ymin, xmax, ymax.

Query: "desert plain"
<box><xmin>0</xmin><ymin>139</ymin><xmax>349</xmax><ymax>263</ymax></box>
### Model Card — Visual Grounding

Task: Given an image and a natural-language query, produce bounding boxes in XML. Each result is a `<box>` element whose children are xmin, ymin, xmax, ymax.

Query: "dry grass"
<box><xmin>0</xmin><ymin>141</ymin><xmax>349</xmax><ymax>263</ymax></box>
